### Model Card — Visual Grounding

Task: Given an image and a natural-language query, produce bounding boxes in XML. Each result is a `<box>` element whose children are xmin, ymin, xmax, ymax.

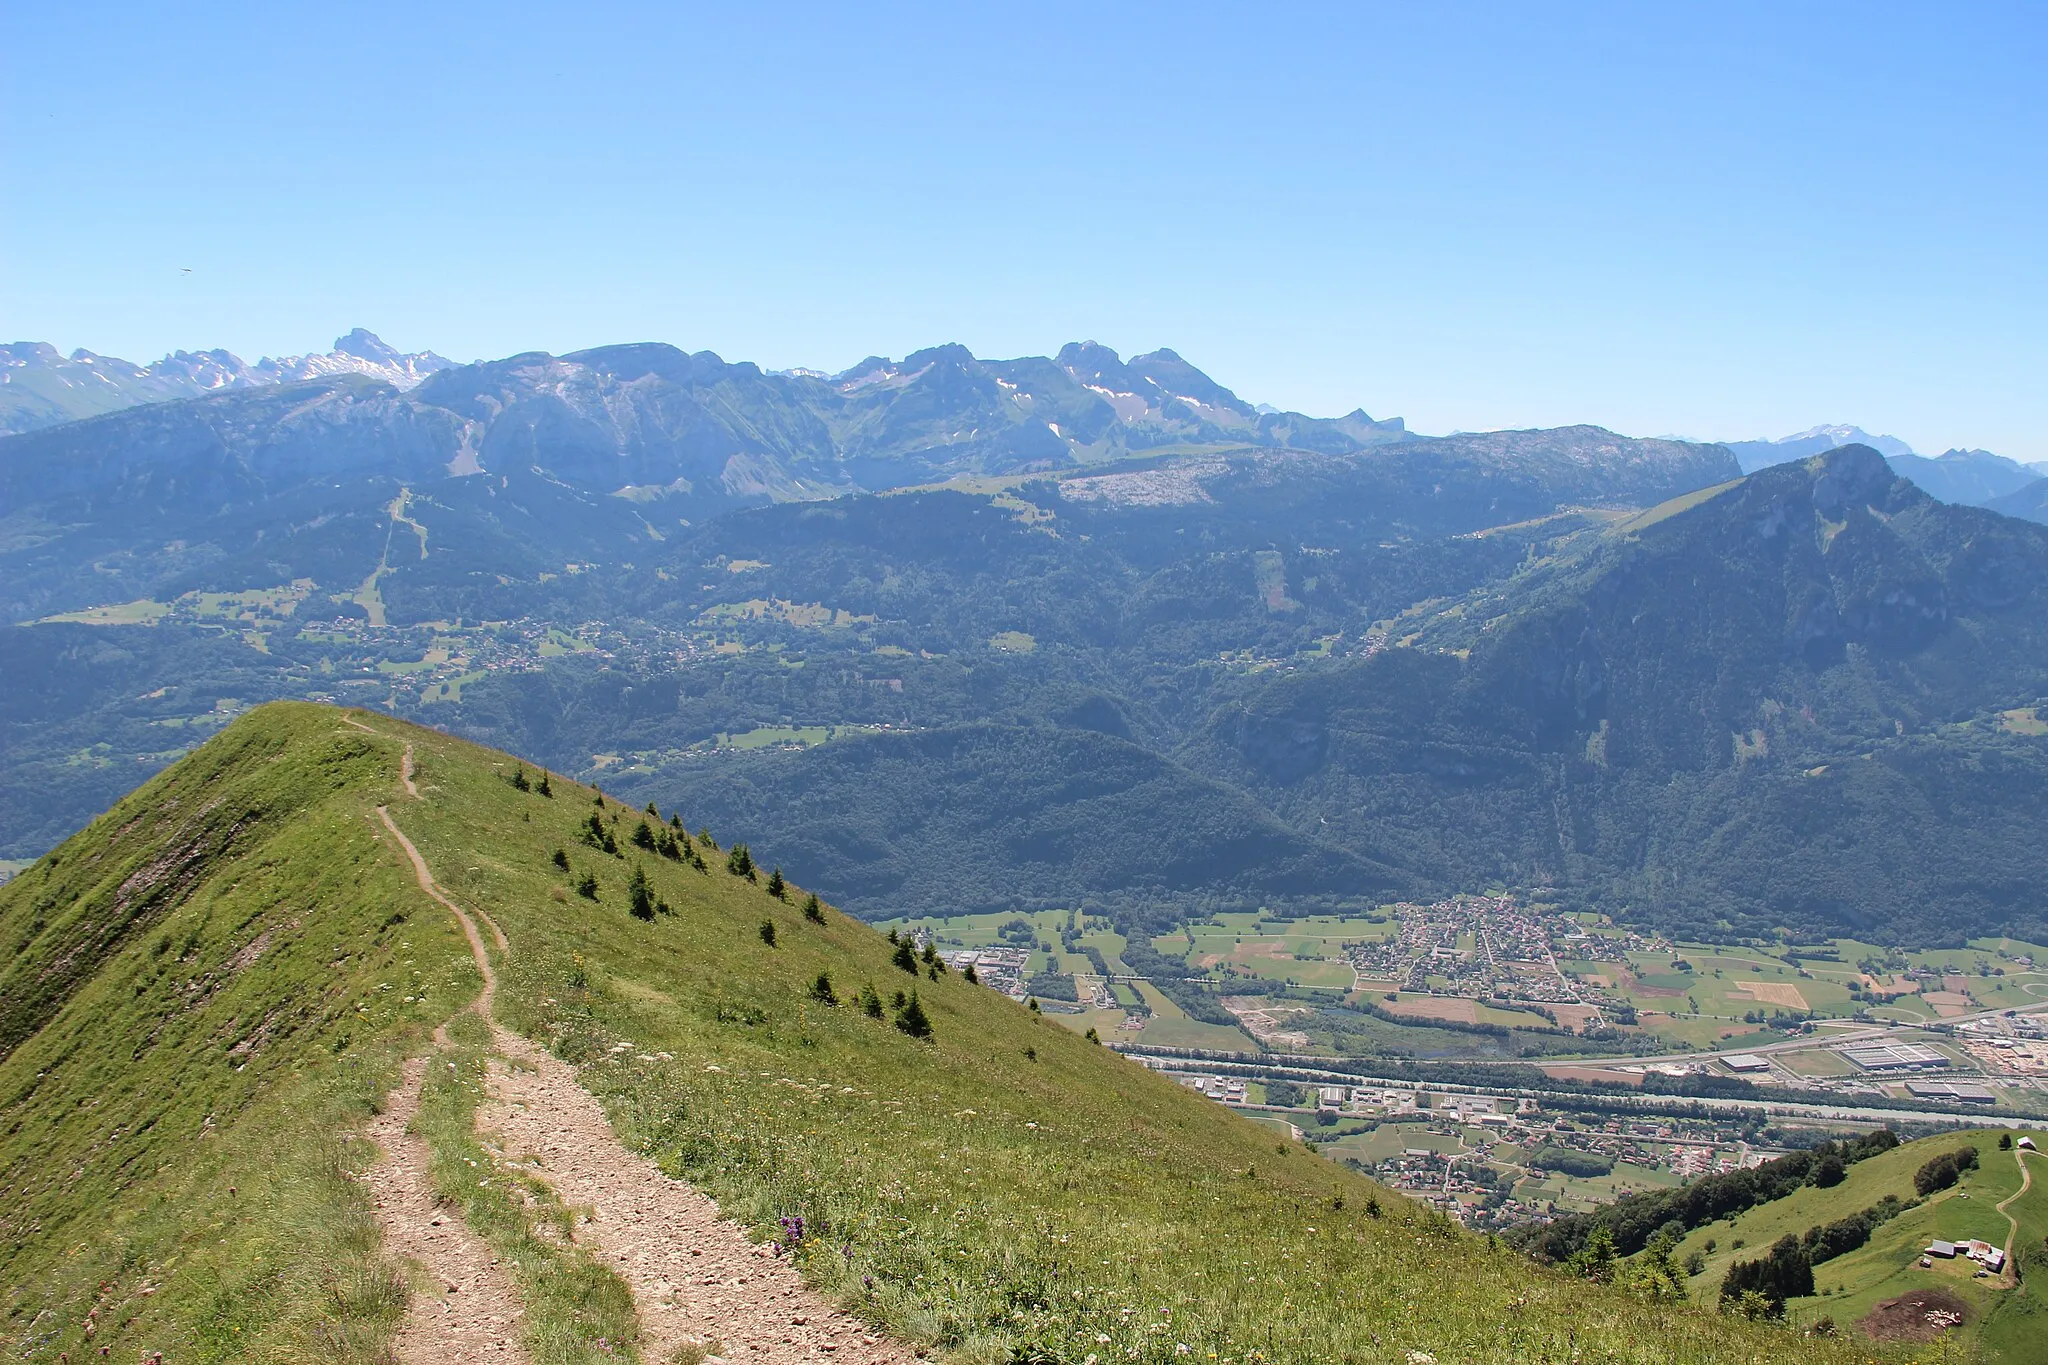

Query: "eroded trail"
<box><xmin>365</xmin><ymin>727</ymin><xmax>912</xmax><ymax>1365</ymax></box>
<box><xmin>479</xmin><ymin>1036</ymin><xmax>914</xmax><ymax>1364</ymax></box>
<box><xmin>365</xmin><ymin>1059</ymin><xmax>529</xmax><ymax>1362</ymax></box>
<box><xmin>362</xmin><ymin>777</ymin><xmax>530</xmax><ymax>1364</ymax></box>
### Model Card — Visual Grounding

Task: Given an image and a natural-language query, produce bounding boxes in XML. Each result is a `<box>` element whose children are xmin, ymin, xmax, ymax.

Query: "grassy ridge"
<box><xmin>5</xmin><ymin>704</ymin><xmax>1896</xmax><ymax>1363</ymax></box>
<box><xmin>0</xmin><ymin>715</ymin><xmax>463</xmax><ymax>1361</ymax></box>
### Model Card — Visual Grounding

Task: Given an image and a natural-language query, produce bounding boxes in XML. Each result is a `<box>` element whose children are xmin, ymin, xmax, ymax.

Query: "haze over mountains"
<box><xmin>5</xmin><ymin>333</ymin><xmax>2048</xmax><ymax>952</ymax></box>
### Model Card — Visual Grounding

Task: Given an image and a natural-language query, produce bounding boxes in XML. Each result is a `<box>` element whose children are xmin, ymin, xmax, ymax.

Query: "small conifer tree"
<box><xmin>809</xmin><ymin>972</ymin><xmax>838</xmax><ymax>1005</ymax></box>
<box><xmin>766</xmin><ymin>868</ymin><xmax>786</xmax><ymax>900</ymax></box>
<box><xmin>1084</xmin><ymin>1027</ymin><xmax>1101</xmax><ymax>1044</ymax></box>
<box><xmin>552</xmin><ymin>847</ymin><xmax>569</xmax><ymax>871</ymax></box>
<box><xmin>670</xmin><ymin>812</ymin><xmax>683</xmax><ymax>832</ymax></box>
<box><xmin>891</xmin><ymin>989</ymin><xmax>907</xmax><ymax>1010</ymax></box>
<box><xmin>920</xmin><ymin>942</ymin><xmax>938</xmax><ymax>966</ymax></box>
<box><xmin>632</xmin><ymin>820</ymin><xmax>656</xmax><ymax>850</ymax></box>
<box><xmin>727</xmin><ymin>843</ymin><xmax>756</xmax><ymax>880</ymax></box>
<box><xmin>627</xmin><ymin>865</ymin><xmax>656</xmax><ymax>921</ymax></box>
<box><xmin>963</xmin><ymin>962</ymin><xmax>979</xmax><ymax>984</ymax></box>
<box><xmin>859</xmin><ymin>982</ymin><xmax>884</xmax><ymax>1018</ymax></box>
<box><xmin>758</xmin><ymin>919</ymin><xmax>777</xmax><ymax>947</ymax></box>
<box><xmin>892</xmin><ymin>940</ymin><xmax>918</xmax><ymax>974</ymax></box>
<box><xmin>1028</xmin><ymin>998</ymin><xmax>1040</xmax><ymax>1013</ymax></box>
<box><xmin>537</xmin><ymin>771</ymin><xmax>553</xmax><ymax>797</ymax></box>
<box><xmin>646</xmin><ymin>802</ymin><xmax>658</xmax><ymax>818</ymax></box>
<box><xmin>803</xmin><ymin>892</ymin><xmax>824</xmax><ymax>924</ymax></box>
<box><xmin>594</xmin><ymin>788</ymin><xmax>604</xmax><ymax>807</ymax></box>
<box><xmin>886</xmin><ymin>928</ymin><xmax>899</xmax><ymax>944</ymax></box>
<box><xmin>576</xmin><ymin>871</ymin><xmax>599</xmax><ymax>900</ymax></box>
<box><xmin>894</xmin><ymin>991</ymin><xmax>933</xmax><ymax>1039</ymax></box>
<box><xmin>511</xmin><ymin>766</ymin><xmax>530</xmax><ymax>792</ymax></box>
<box><xmin>697</xmin><ymin>827</ymin><xmax>717</xmax><ymax>849</ymax></box>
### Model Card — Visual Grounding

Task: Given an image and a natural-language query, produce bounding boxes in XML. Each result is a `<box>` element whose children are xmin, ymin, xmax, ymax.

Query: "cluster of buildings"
<box><xmin>1344</xmin><ymin>895</ymin><xmax>1607</xmax><ymax>1007</ymax></box>
<box><xmin>1955</xmin><ymin>1012</ymin><xmax>2048</xmax><ymax>1076</ymax></box>
<box><xmin>944</xmin><ymin>945</ymin><xmax>1031</xmax><ymax>996</ymax></box>
<box><xmin>1923</xmin><ymin>1238</ymin><xmax>2006</xmax><ymax>1274</ymax></box>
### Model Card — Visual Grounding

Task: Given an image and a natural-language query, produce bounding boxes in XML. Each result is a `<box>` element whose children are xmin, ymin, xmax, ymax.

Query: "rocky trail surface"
<box><xmin>361</xmin><ymin>725</ymin><xmax>913</xmax><ymax>1364</ymax></box>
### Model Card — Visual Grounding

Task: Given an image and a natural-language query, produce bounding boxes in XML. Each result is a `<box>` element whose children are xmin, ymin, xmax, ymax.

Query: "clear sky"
<box><xmin>4</xmin><ymin>3</ymin><xmax>2043</xmax><ymax>456</ymax></box>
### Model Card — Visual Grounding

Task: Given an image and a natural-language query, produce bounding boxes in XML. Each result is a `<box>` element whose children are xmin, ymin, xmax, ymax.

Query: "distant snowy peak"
<box><xmin>140</xmin><ymin>330</ymin><xmax>454</xmax><ymax>392</ymax></box>
<box><xmin>1720</xmin><ymin>424</ymin><xmax>1915</xmax><ymax>472</ymax></box>
<box><xmin>0</xmin><ymin>330</ymin><xmax>458</xmax><ymax>435</ymax></box>
<box><xmin>246</xmin><ymin>329</ymin><xmax>457</xmax><ymax>390</ymax></box>
<box><xmin>1776</xmin><ymin>424</ymin><xmax>1916</xmax><ymax>459</ymax></box>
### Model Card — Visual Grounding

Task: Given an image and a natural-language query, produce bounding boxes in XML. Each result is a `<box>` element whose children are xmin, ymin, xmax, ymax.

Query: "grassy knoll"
<box><xmin>3</xmin><ymin>705</ymin><xmax>1909</xmax><ymax>1364</ymax></box>
<box><xmin>1669</xmin><ymin>1129</ymin><xmax>2048</xmax><ymax>1358</ymax></box>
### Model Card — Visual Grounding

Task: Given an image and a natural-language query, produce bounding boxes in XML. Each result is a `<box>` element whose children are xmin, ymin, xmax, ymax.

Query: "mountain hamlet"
<box><xmin>4</xmin><ymin>331</ymin><xmax>2048</xmax><ymax>1364</ymax></box>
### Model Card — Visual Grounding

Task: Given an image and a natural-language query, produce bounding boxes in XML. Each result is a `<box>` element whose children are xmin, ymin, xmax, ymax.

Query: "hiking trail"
<box><xmin>363</xmin><ymin>722</ymin><xmax>913</xmax><ymax>1364</ymax></box>
<box><xmin>1994</xmin><ymin>1145</ymin><xmax>2037</xmax><ymax>1285</ymax></box>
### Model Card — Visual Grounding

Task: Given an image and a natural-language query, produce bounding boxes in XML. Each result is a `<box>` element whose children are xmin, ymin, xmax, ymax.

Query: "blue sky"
<box><xmin>4</xmin><ymin>3</ymin><xmax>2043</xmax><ymax>455</ymax></box>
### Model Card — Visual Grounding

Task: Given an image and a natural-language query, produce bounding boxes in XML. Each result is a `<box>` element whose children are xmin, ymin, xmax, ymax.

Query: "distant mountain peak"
<box><xmin>332</xmin><ymin>327</ymin><xmax>402</xmax><ymax>363</ymax></box>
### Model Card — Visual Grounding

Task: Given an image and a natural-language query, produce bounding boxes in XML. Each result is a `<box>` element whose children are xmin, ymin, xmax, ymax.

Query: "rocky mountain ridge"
<box><xmin>0</xmin><ymin>328</ymin><xmax>455</xmax><ymax>435</ymax></box>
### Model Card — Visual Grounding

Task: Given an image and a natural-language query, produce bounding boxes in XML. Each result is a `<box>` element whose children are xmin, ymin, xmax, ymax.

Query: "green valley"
<box><xmin>0</xmin><ymin>703</ymin><xmax>1902</xmax><ymax>1364</ymax></box>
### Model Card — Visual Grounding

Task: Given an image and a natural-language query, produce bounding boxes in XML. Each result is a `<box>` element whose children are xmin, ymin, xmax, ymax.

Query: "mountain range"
<box><xmin>4</xmin><ymin>337</ymin><xmax>2048</xmax><ymax>951</ymax></box>
<box><xmin>0</xmin><ymin>328</ymin><xmax>455</xmax><ymax>435</ymax></box>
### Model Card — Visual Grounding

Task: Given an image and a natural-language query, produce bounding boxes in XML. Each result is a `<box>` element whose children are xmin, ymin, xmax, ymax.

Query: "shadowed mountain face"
<box><xmin>1190</xmin><ymin>447</ymin><xmax>2048</xmax><ymax>943</ymax></box>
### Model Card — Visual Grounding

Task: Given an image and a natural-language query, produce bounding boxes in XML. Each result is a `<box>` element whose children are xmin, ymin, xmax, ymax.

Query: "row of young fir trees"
<box><xmin>514</xmin><ymin>763</ymin><xmax>940</xmax><ymax>1039</ymax></box>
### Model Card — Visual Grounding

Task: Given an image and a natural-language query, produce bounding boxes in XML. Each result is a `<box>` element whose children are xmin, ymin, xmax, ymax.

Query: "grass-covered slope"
<box><xmin>4</xmin><ymin>703</ymin><xmax>1888</xmax><ymax>1364</ymax></box>
<box><xmin>1669</xmin><ymin>1129</ymin><xmax>2048</xmax><ymax>1359</ymax></box>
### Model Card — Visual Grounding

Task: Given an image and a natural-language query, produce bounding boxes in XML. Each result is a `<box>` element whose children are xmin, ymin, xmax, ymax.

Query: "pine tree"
<box><xmin>669</xmin><ymin>813</ymin><xmax>684</xmax><ymax>832</ymax></box>
<box><xmin>920</xmin><ymin>942</ymin><xmax>938</xmax><ymax>966</ymax></box>
<box><xmin>1084</xmin><ymin>1027</ymin><xmax>1101</xmax><ymax>1044</ymax></box>
<box><xmin>892</xmin><ymin>940</ymin><xmax>918</xmax><ymax>974</ymax></box>
<box><xmin>859</xmin><ymin>982</ymin><xmax>884</xmax><ymax>1018</ymax></box>
<box><xmin>758</xmin><ymin>919</ymin><xmax>777</xmax><ymax>947</ymax></box>
<box><xmin>886</xmin><ymin>928</ymin><xmax>899</xmax><ymax>945</ymax></box>
<box><xmin>727</xmin><ymin>843</ymin><xmax>755</xmax><ymax>880</ymax></box>
<box><xmin>809</xmin><ymin>972</ymin><xmax>838</xmax><ymax>1006</ymax></box>
<box><xmin>894</xmin><ymin>991</ymin><xmax>932</xmax><ymax>1039</ymax></box>
<box><xmin>552</xmin><ymin>848</ymin><xmax>569</xmax><ymax>871</ymax></box>
<box><xmin>1028</xmin><ymin>998</ymin><xmax>1040</xmax><ymax>1013</ymax></box>
<box><xmin>766</xmin><ymin>868</ymin><xmax>786</xmax><ymax>900</ymax></box>
<box><xmin>697</xmin><ymin>827</ymin><xmax>717</xmax><ymax>850</ymax></box>
<box><xmin>537</xmin><ymin>771</ymin><xmax>553</xmax><ymax>797</ymax></box>
<box><xmin>632</xmin><ymin>820</ymin><xmax>656</xmax><ymax>850</ymax></box>
<box><xmin>576</xmin><ymin>872</ymin><xmax>599</xmax><ymax>900</ymax></box>
<box><xmin>510</xmin><ymin>766</ymin><xmax>530</xmax><ymax>792</ymax></box>
<box><xmin>628</xmin><ymin>865</ymin><xmax>656</xmax><ymax>921</ymax></box>
<box><xmin>802</xmin><ymin>893</ymin><xmax>824</xmax><ymax>924</ymax></box>
<box><xmin>645</xmin><ymin>802</ymin><xmax>659</xmax><ymax>818</ymax></box>
<box><xmin>963</xmin><ymin>962</ymin><xmax>980</xmax><ymax>984</ymax></box>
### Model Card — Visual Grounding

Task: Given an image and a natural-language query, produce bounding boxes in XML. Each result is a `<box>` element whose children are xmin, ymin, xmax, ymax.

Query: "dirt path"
<box><xmin>479</xmin><ymin>1035</ymin><xmax>914</xmax><ymax>1364</ymax></box>
<box><xmin>365</xmin><ymin>801</ymin><xmax>527</xmax><ymax>1362</ymax></box>
<box><xmin>365</xmin><ymin>1058</ymin><xmax>530</xmax><ymax>1362</ymax></box>
<box><xmin>1995</xmin><ymin>1147</ymin><xmax>2037</xmax><ymax>1284</ymax></box>
<box><xmin>365</xmin><ymin>732</ymin><xmax>913</xmax><ymax>1365</ymax></box>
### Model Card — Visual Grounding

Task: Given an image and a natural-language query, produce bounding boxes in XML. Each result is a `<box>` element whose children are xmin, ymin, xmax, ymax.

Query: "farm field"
<box><xmin>874</xmin><ymin>908</ymin><xmax>2048</xmax><ymax>1069</ymax></box>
